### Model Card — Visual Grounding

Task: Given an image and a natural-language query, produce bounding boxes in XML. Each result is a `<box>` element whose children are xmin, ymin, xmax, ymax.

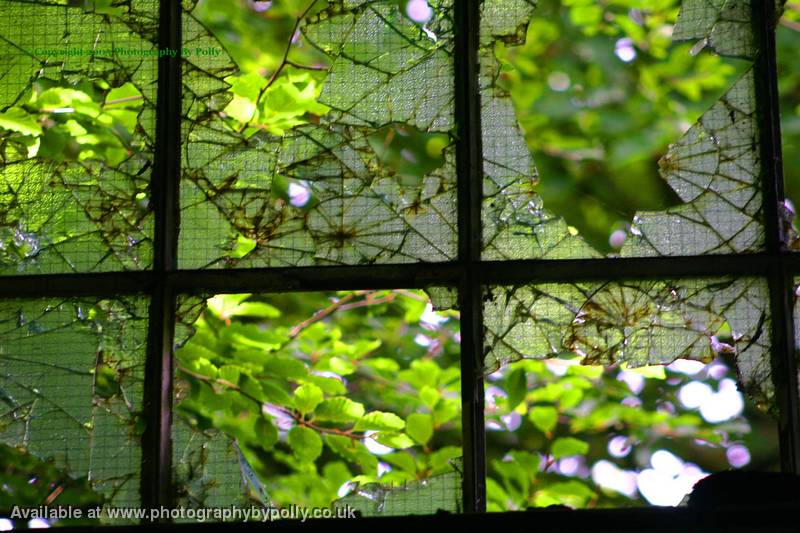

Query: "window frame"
<box><xmin>0</xmin><ymin>0</ymin><xmax>796</xmax><ymax>518</ymax></box>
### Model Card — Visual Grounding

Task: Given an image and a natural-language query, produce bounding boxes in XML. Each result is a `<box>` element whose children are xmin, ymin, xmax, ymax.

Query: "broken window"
<box><xmin>0</xmin><ymin>1</ymin><xmax>157</xmax><ymax>274</ymax></box>
<box><xmin>179</xmin><ymin>1</ymin><xmax>457</xmax><ymax>268</ymax></box>
<box><xmin>481</xmin><ymin>0</ymin><xmax>763</xmax><ymax>258</ymax></box>
<box><xmin>0</xmin><ymin>0</ymin><xmax>796</xmax><ymax>525</ymax></box>
<box><xmin>0</xmin><ymin>297</ymin><xmax>147</xmax><ymax>517</ymax></box>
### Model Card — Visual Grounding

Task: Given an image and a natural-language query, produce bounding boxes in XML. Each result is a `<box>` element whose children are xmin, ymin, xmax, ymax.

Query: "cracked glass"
<box><xmin>179</xmin><ymin>0</ymin><xmax>457</xmax><ymax>268</ymax></box>
<box><xmin>0</xmin><ymin>0</ymin><xmax>157</xmax><ymax>274</ymax></box>
<box><xmin>0</xmin><ymin>297</ymin><xmax>148</xmax><ymax>515</ymax></box>
<box><xmin>480</xmin><ymin>0</ymin><xmax>764</xmax><ymax>259</ymax></box>
<box><xmin>483</xmin><ymin>277</ymin><xmax>779</xmax><ymax>509</ymax></box>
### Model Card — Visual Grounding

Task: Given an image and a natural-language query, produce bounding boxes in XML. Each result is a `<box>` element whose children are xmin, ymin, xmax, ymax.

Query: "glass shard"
<box><xmin>483</xmin><ymin>278</ymin><xmax>772</xmax><ymax>409</ymax></box>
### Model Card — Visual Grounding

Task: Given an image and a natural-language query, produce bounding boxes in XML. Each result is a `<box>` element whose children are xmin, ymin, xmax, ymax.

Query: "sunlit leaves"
<box><xmin>405</xmin><ymin>413</ymin><xmax>434</xmax><ymax>445</ymax></box>
<box><xmin>175</xmin><ymin>290</ymin><xmax>463</xmax><ymax>511</ymax></box>
<box><xmin>293</xmin><ymin>383</ymin><xmax>324</xmax><ymax>415</ymax></box>
<box><xmin>529</xmin><ymin>405</ymin><xmax>559</xmax><ymax>434</ymax></box>
<box><xmin>288</xmin><ymin>426</ymin><xmax>323</xmax><ymax>463</ymax></box>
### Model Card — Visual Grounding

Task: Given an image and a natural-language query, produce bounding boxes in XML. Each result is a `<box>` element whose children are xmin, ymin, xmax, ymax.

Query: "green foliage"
<box><xmin>0</xmin><ymin>443</ymin><xmax>103</xmax><ymax>526</ymax></box>
<box><xmin>0</xmin><ymin>78</ymin><xmax>143</xmax><ymax>166</ymax></box>
<box><xmin>495</xmin><ymin>0</ymin><xmax>747</xmax><ymax>253</ymax></box>
<box><xmin>485</xmin><ymin>357</ymin><xmax>775</xmax><ymax>511</ymax></box>
<box><xmin>175</xmin><ymin>290</ymin><xmax>462</xmax><ymax>508</ymax></box>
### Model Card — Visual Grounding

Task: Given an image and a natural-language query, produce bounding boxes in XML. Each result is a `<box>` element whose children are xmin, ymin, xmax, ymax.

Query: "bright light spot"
<box><xmin>545</xmin><ymin>358</ymin><xmax>578</xmax><ymax>376</ymax></box>
<box><xmin>667</xmin><ymin>359</ymin><xmax>705</xmax><ymax>375</ymax></box>
<box><xmin>287</xmin><ymin>182</ymin><xmax>311</xmax><ymax>207</ymax></box>
<box><xmin>414</xmin><ymin>333</ymin><xmax>432</xmax><ymax>347</ymax></box>
<box><xmin>547</xmin><ymin>71</ymin><xmax>570</xmax><ymax>92</ymax></box>
<box><xmin>0</xmin><ymin>519</ymin><xmax>12</xmax><ymax>532</ymax></box>
<box><xmin>727</xmin><ymin>444</ymin><xmax>751</xmax><ymax>468</ymax></box>
<box><xmin>609</xmin><ymin>229</ymin><xmax>627</xmax><ymax>249</ymax></box>
<box><xmin>617</xmin><ymin>370</ymin><xmax>644</xmax><ymax>394</ymax></box>
<box><xmin>501</xmin><ymin>411</ymin><xmax>522</xmax><ymax>431</ymax></box>
<box><xmin>248</xmin><ymin>0</ymin><xmax>272</xmax><ymax>11</ymax></box>
<box><xmin>378</xmin><ymin>461</ymin><xmax>393</xmax><ymax>476</ymax></box>
<box><xmin>486</xmin><ymin>420</ymin><xmax>504</xmax><ymax>431</ymax></box>
<box><xmin>621</xmin><ymin>396</ymin><xmax>641</xmax><ymax>407</ymax></box>
<box><xmin>406</xmin><ymin>0</ymin><xmax>433</xmax><ymax>23</ymax></box>
<box><xmin>637</xmin><ymin>451</ymin><xmax>709</xmax><ymax>506</ymax></box>
<box><xmin>337</xmin><ymin>481</ymin><xmax>357</xmax><ymax>498</ymax></box>
<box><xmin>614</xmin><ymin>38</ymin><xmax>637</xmax><ymax>62</ymax></box>
<box><xmin>699</xmin><ymin>379</ymin><xmax>744</xmax><ymax>423</ymax></box>
<box><xmin>559</xmin><ymin>456</ymin><xmax>581</xmax><ymax>476</ymax></box>
<box><xmin>608</xmin><ymin>436</ymin><xmax>631</xmax><ymax>458</ymax></box>
<box><xmin>51</xmin><ymin>107</ymin><xmax>75</xmax><ymax>114</ymax></box>
<box><xmin>422</xmin><ymin>26</ymin><xmax>438</xmax><ymax>41</ymax></box>
<box><xmin>707</xmin><ymin>362</ymin><xmax>727</xmax><ymax>380</ymax></box>
<box><xmin>28</xmin><ymin>519</ymin><xmax>51</xmax><ymax>529</ymax></box>
<box><xmin>651</xmin><ymin>450</ymin><xmax>683</xmax><ymax>477</ymax></box>
<box><xmin>485</xmin><ymin>385</ymin><xmax>507</xmax><ymax>408</ymax></box>
<box><xmin>262</xmin><ymin>404</ymin><xmax>294</xmax><ymax>431</ymax></box>
<box><xmin>636</xmin><ymin>470</ymin><xmax>685</xmax><ymax>506</ymax></box>
<box><xmin>364</xmin><ymin>431</ymin><xmax>394</xmax><ymax>455</ymax></box>
<box><xmin>420</xmin><ymin>303</ymin><xmax>449</xmax><ymax>326</ymax></box>
<box><xmin>678</xmin><ymin>381</ymin><xmax>712</xmax><ymax>409</ymax></box>
<box><xmin>592</xmin><ymin>460</ymin><xmax>637</xmax><ymax>497</ymax></box>
<box><xmin>400</xmin><ymin>148</ymin><xmax>417</xmax><ymax>164</ymax></box>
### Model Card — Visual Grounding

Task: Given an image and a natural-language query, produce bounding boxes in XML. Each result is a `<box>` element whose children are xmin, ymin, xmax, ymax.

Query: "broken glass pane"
<box><xmin>484</xmin><ymin>356</ymin><xmax>779</xmax><ymax>510</ymax></box>
<box><xmin>0</xmin><ymin>297</ymin><xmax>148</xmax><ymax>517</ymax></box>
<box><xmin>480</xmin><ymin>0</ymin><xmax>763</xmax><ymax>259</ymax></box>
<box><xmin>483</xmin><ymin>278</ymin><xmax>772</xmax><ymax>409</ymax></box>
<box><xmin>179</xmin><ymin>1</ymin><xmax>457</xmax><ymax>268</ymax></box>
<box><xmin>334</xmin><ymin>458</ymin><xmax>462</xmax><ymax>516</ymax></box>
<box><xmin>172</xmin><ymin>290</ymin><xmax>462</xmax><ymax>516</ymax></box>
<box><xmin>0</xmin><ymin>0</ymin><xmax>156</xmax><ymax>274</ymax></box>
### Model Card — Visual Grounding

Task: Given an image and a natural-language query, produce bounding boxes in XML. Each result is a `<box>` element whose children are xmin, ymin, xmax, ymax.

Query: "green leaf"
<box><xmin>529</xmin><ymin>405</ymin><xmax>558</xmax><ymax>434</ymax></box>
<box><xmin>0</xmin><ymin>108</ymin><xmax>42</xmax><ymax>137</ymax></box>
<box><xmin>506</xmin><ymin>367</ymin><xmax>527</xmax><ymax>410</ymax></box>
<box><xmin>354</xmin><ymin>411</ymin><xmax>405</xmax><ymax>431</ymax></box>
<box><xmin>314</xmin><ymin>397</ymin><xmax>365</xmax><ymax>423</ymax></box>
<box><xmin>325</xmin><ymin>435</ymin><xmax>377</xmax><ymax>474</ymax></box>
<box><xmin>405</xmin><ymin>413</ymin><xmax>434</xmax><ymax>445</ymax></box>
<box><xmin>551</xmin><ymin>437</ymin><xmax>589</xmax><ymax>459</ymax></box>
<box><xmin>288</xmin><ymin>426</ymin><xmax>323</xmax><ymax>463</ymax></box>
<box><xmin>293</xmin><ymin>383</ymin><xmax>324</xmax><ymax>415</ymax></box>
<box><xmin>372</xmin><ymin>432</ymin><xmax>415</xmax><ymax>449</ymax></box>
<box><xmin>383</xmin><ymin>452</ymin><xmax>417</xmax><ymax>474</ymax></box>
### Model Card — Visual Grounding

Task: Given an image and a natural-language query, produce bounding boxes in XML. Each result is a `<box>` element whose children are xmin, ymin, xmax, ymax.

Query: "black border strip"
<box><xmin>0</xmin><ymin>254</ymin><xmax>789</xmax><ymax>298</ymax></box>
<box><xmin>140</xmin><ymin>0</ymin><xmax>181</xmax><ymax>514</ymax></box>
<box><xmin>455</xmin><ymin>0</ymin><xmax>487</xmax><ymax>513</ymax></box>
<box><xmin>752</xmin><ymin>0</ymin><xmax>800</xmax><ymax>474</ymax></box>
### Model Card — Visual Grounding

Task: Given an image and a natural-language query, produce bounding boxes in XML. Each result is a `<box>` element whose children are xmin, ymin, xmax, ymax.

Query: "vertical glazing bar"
<box><xmin>141</xmin><ymin>0</ymin><xmax>181</xmax><ymax>513</ymax></box>
<box><xmin>455</xmin><ymin>0</ymin><xmax>486</xmax><ymax>513</ymax></box>
<box><xmin>752</xmin><ymin>0</ymin><xmax>800</xmax><ymax>473</ymax></box>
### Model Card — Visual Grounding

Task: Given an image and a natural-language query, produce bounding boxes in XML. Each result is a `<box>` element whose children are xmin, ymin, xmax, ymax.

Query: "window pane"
<box><xmin>173</xmin><ymin>290</ymin><xmax>462</xmax><ymax>518</ymax></box>
<box><xmin>480</xmin><ymin>0</ymin><xmax>763</xmax><ymax>259</ymax></box>
<box><xmin>0</xmin><ymin>1</ymin><xmax>157</xmax><ymax>274</ymax></box>
<box><xmin>179</xmin><ymin>1</ymin><xmax>457</xmax><ymax>268</ymax></box>
<box><xmin>482</xmin><ymin>278</ymin><xmax>779</xmax><ymax>509</ymax></box>
<box><xmin>0</xmin><ymin>297</ymin><xmax>148</xmax><ymax>525</ymax></box>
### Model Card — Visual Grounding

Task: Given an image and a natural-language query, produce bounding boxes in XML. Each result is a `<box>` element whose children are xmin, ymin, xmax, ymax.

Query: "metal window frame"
<box><xmin>0</xmin><ymin>0</ymin><xmax>796</xmax><ymax>519</ymax></box>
